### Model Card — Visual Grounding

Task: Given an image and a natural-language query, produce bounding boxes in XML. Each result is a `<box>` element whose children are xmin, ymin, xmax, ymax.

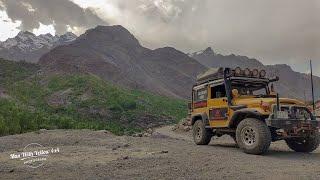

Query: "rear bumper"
<box><xmin>266</xmin><ymin>119</ymin><xmax>320</xmax><ymax>130</ymax></box>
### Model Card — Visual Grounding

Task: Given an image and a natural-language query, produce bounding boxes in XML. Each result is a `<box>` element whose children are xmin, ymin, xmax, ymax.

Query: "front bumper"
<box><xmin>266</xmin><ymin>119</ymin><xmax>320</xmax><ymax>130</ymax></box>
<box><xmin>267</xmin><ymin>105</ymin><xmax>320</xmax><ymax>130</ymax></box>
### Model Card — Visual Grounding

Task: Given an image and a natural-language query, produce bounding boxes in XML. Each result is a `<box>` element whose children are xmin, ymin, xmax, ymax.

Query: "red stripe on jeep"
<box><xmin>194</xmin><ymin>101</ymin><xmax>207</xmax><ymax>108</ymax></box>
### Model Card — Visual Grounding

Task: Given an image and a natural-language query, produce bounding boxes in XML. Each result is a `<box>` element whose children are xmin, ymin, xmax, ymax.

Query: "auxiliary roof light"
<box><xmin>260</xmin><ymin>70</ymin><xmax>267</xmax><ymax>78</ymax></box>
<box><xmin>252</xmin><ymin>69</ymin><xmax>259</xmax><ymax>77</ymax></box>
<box><xmin>235</xmin><ymin>67</ymin><xmax>242</xmax><ymax>76</ymax></box>
<box><xmin>244</xmin><ymin>68</ymin><xmax>251</xmax><ymax>77</ymax></box>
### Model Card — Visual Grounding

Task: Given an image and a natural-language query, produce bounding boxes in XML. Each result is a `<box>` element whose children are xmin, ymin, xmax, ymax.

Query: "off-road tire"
<box><xmin>193</xmin><ymin>120</ymin><xmax>212</xmax><ymax>145</ymax></box>
<box><xmin>236</xmin><ymin>118</ymin><xmax>271</xmax><ymax>155</ymax></box>
<box><xmin>285</xmin><ymin>131</ymin><xmax>320</xmax><ymax>153</ymax></box>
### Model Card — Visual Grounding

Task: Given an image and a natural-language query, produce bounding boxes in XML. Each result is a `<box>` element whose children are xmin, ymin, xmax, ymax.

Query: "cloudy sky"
<box><xmin>0</xmin><ymin>0</ymin><xmax>319</xmax><ymax>75</ymax></box>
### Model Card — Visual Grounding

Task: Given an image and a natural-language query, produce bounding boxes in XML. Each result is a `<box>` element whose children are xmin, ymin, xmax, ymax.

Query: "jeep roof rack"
<box><xmin>196</xmin><ymin>67</ymin><xmax>275</xmax><ymax>85</ymax></box>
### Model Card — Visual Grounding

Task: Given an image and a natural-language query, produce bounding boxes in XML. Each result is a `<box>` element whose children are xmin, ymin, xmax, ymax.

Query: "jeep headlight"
<box><xmin>260</xmin><ymin>70</ymin><xmax>266</xmax><ymax>78</ymax></box>
<box><xmin>252</xmin><ymin>69</ymin><xmax>259</xmax><ymax>77</ymax></box>
<box><xmin>244</xmin><ymin>68</ymin><xmax>251</xmax><ymax>77</ymax></box>
<box><xmin>260</xmin><ymin>102</ymin><xmax>271</xmax><ymax>112</ymax></box>
<box><xmin>235</xmin><ymin>67</ymin><xmax>242</xmax><ymax>76</ymax></box>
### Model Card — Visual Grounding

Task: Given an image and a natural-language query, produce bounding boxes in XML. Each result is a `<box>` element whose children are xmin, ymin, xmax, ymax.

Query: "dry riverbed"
<box><xmin>1</xmin><ymin>127</ymin><xmax>320</xmax><ymax>180</ymax></box>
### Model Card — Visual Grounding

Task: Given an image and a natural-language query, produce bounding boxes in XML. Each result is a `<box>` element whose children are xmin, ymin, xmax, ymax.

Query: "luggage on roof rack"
<box><xmin>196</xmin><ymin>67</ymin><xmax>225</xmax><ymax>84</ymax></box>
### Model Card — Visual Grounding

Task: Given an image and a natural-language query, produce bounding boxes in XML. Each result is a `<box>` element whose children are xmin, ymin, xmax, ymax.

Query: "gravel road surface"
<box><xmin>1</xmin><ymin>127</ymin><xmax>320</xmax><ymax>180</ymax></box>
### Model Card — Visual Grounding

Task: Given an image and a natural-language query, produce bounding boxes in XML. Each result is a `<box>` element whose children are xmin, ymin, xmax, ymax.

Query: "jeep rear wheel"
<box><xmin>193</xmin><ymin>120</ymin><xmax>212</xmax><ymax>145</ymax></box>
<box><xmin>236</xmin><ymin>118</ymin><xmax>271</xmax><ymax>155</ymax></box>
<box><xmin>285</xmin><ymin>132</ymin><xmax>320</xmax><ymax>153</ymax></box>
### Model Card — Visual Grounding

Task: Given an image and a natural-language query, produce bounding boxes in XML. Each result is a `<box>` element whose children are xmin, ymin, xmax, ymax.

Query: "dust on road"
<box><xmin>1</xmin><ymin>127</ymin><xmax>320</xmax><ymax>180</ymax></box>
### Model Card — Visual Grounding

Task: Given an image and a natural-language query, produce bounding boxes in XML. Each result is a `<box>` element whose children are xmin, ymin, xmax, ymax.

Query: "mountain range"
<box><xmin>0</xmin><ymin>31</ymin><xmax>77</xmax><ymax>63</ymax></box>
<box><xmin>1</xmin><ymin>25</ymin><xmax>319</xmax><ymax>100</ymax></box>
<box><xmin>39</xmin><ymin>25</ymin><xmax>205</xmax><ymax>99</ymax></box>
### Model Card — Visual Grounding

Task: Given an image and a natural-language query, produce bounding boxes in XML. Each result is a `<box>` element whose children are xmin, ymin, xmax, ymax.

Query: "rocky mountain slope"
<box><xmin>0</xmin><ymin>31</ymin><xmax>77</xmax><ymax>63</ymax></box>
<box><xmin>0</xmin><ymin>58</ymin><xmax>187</xmax><ymax>136</ymax></box>
<box><xmin>39</xmin><ymin>25</ymin><xmax>206</xmax><ymax>99</ymax></box>
<box><xmin>190</xmin><ymin>47</ymin><xmax>320</xmax><ymax>100</ymax></box>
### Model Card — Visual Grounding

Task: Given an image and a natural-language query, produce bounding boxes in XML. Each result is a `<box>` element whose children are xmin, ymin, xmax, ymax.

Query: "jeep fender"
<box><xmin>228</xmin><ymin>108</ymin><xmax>264</xmax><ymax>128</ymax></box>
<box><xmin>191</xmin><ymin>113</ymin><xmax>209</xmax><ymax>126</ymax></box>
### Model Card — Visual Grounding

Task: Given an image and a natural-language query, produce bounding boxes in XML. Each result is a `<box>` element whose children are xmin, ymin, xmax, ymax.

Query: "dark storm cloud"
<box><xmin>0</xmin><ymin>0</ymin><xmax>107</xmax><ymax>34</ymax></box>
<box><xmin>104</xmin><ymin>0</ymin><xmax>319</xmax><ymax>74</ymax></box>
<box><xmin>0</xmin><ymin>0</ymin><xmax>319</xmax><ymax>73</ymax></box>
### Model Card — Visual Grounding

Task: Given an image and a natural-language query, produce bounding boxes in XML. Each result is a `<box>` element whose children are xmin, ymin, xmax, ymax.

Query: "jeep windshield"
<box><xmin>230</xmin><ymin>77</ymin><xmax>273</xmax><ymax>98</ymax></box>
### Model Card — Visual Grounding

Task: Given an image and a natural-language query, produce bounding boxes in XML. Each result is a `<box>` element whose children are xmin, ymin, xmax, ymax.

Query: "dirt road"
<box><xmin>1</xmin><ymin>127</ymin><xmax>320</xmax><ymax>180</ymax></box>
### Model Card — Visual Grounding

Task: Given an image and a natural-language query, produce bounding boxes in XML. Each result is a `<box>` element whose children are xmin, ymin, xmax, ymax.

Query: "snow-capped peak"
<box><xmin>0</xmin><ymin>31</ymin><xmax>77</xmax><ymax>52</ymax></box>
<box><xmin>59</xmin><ymin>32</ymin><xmax>77</xmax><ymax>43</ymax></box>
<box><xmin>189</xmin><ymin>47</ymin><xmax>215</xmax><ymax>57</ymax></box>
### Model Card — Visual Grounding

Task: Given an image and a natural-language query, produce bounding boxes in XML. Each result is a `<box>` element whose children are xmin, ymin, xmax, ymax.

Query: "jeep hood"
<box><xmin>233</xmin><ymin>97</ymin><xmax>305</xmax><ymax>106</ymax></box>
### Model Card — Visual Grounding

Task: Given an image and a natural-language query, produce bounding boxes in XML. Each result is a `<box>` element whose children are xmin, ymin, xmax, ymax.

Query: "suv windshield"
<box><xmin>231</xmin><ymin>79</ymin><xmax>269</xmax><ymax>97</ymax></box>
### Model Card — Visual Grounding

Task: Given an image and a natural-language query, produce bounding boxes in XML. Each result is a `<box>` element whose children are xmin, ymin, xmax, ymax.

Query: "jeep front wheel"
<box><xmin>285</xmin><ymin>132</ymin><xmax>320</xmax><ymax>153</ymax></box>
<box><xmin>192</xmin><ymin>120</ymin><xmax>212</xmax><ymax>145</ymax></box>
<box><xmin>236</xmin><ymin>118</ymin><xmax>271</xmax><ymax>155</ymax></box>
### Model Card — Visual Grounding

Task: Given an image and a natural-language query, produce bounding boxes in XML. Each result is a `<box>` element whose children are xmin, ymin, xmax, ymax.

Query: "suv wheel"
<box><xmin>285</xmin><ymin>131</ymin><xmax>320</xmax><ymax>153</ymax></box>
<box><xmin>193</xmin><ymin>120</ymin><xmax>212</xmax><ymax>145</ymax></box>
<box><xmin>236</xmin><ymin>118</ymin><xmax>271</xmax><ymax>155</ymax></box>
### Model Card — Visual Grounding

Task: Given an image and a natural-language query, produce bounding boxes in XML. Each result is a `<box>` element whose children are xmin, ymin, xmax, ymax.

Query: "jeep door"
<box><xmin>207</xmin><ymin>83</ymin><xmax>230</xmax><ymax>128</ymax></box>
<box><xmin>192</xmin><ymin>85</ymin><xmax>209</xmax><ymax>116</ymax></box>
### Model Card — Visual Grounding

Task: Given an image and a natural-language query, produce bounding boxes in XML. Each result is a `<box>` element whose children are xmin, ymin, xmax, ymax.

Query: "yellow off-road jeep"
<box><xmin>190</xmin><ymin>67</ymin><xmax>320</xmax><ymax>155</ymax></box>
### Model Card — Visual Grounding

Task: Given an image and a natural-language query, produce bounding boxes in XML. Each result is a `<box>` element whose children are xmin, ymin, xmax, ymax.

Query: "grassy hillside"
<box><xmin>0</xmin><ymin>59</ymin><xmax>187</xmax><ymax>136</ymax></box>
<box><xmin>0</xmin><ymin>59</ymin><xmax>39</xmax><ymax>85</ymax></box>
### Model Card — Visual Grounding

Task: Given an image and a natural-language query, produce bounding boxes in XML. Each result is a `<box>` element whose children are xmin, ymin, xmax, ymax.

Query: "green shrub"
<box><xmin>0</xmin><ymin>115</ymin><xmax>9</xmax><ymax>136</ymax></box>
